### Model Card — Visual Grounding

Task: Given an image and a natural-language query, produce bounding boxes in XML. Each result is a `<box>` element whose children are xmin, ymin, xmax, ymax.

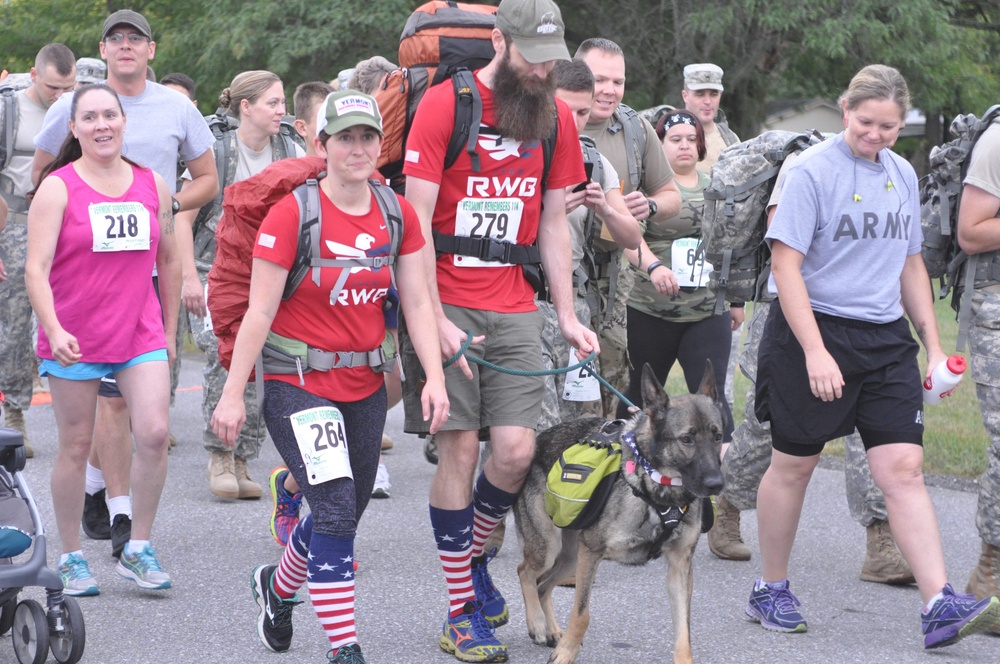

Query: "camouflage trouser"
<box><xmin>584</xmin><ymin>257</ymin><xmax>634</xmax><ymax>418</ymax></box>
<box><xmin>725</xmin><ymin>323</ymin><xmax>742</xmax><ymax>408</ymax></box>
<box><xmin>721</xmin><ymin>301</ymin><xmax>887</xmax><ymax>525</ymax></box>
<box><xmin>538</xmin><ymin>298</ymin><xmax>595</xmax><ymax>432</ymax></box>
<box><xmin>968</xmin><ymin>289</ymin><xmax>1000</xmax><ymax>547</ymax></box>
<box><xmin>188</xmin><ymin>270</ymin><xmax>265</xmax><ymax>458</ymax></box>
<box><xmin>169</xmin><ymin>309</ymin><xmax>188</xmax><ymax>407</ymax></box>
<box><xmin>0</xmin><ymin>223</ymin><xmax>35</xmax><ymax>411</ymax></box>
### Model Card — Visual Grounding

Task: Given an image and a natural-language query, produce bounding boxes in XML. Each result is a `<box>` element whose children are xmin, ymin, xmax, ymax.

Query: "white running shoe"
<box><xmin>372</xmin><ymin>462</ymin><xmax>391</xmax><ymax>499</ymax></box>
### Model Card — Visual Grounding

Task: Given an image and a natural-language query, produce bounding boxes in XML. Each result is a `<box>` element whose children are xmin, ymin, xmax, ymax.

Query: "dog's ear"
<box><xmin>640</xmin><ymin>363</ymin><xmax>669</xmax><ymax>412</ymax></box>
<box><xmin>698</xmin><ymin>360</ymin><xmax>719</xmax><ymax>402</ymax></box>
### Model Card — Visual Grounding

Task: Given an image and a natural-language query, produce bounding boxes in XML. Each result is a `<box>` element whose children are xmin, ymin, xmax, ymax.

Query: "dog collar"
<box><xmin>621</xmin><ymin>431</ymin><xmax>682</xmax><ymax>486</ymax></box>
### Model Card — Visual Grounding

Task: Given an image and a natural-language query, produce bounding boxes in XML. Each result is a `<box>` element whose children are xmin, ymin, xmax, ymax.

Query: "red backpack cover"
<box><xmin>207</xmin><ymin>156</ymin><xmax>325</xmax><ymax>370</ymax></box>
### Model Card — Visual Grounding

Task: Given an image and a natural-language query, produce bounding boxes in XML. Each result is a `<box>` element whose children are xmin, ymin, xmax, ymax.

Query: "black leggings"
<box><xmin>263</xmin><ymin>379</ymin><xmax>387</xmax><ymax>538</ymax></box>
<box><xmin>617</xmin><ymin>306</ymin><xmax>735</xmax><ymax>441</ymax></box>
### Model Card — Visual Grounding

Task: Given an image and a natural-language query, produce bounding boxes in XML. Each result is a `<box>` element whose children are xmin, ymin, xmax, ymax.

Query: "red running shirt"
<box><xmin>403</xmin><ymin>72</ymin><xmax>585</xmax><ymax>313</ymax></box>
<box><xmin>254</xmin><ymin>187</ymin><xmax>424</xmax><ymax>402</ymax></box>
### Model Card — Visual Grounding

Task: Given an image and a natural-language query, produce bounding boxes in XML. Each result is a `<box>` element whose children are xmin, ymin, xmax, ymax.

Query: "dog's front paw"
<box><xmin>548</xmin><ymin>643</ymin><xmax>579</xmax><ymax>664</ymax></box>
<box><xmin>545</xmin><ymin>628</ymin><xmax>562</xmax><ymax>648</ymax></box>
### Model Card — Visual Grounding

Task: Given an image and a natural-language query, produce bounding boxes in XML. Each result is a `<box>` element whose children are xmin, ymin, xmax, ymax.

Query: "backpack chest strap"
<box><xmin>433</xmin><ymin>231</ymin><xmax>540</xmax><ymax>264</ymax></box>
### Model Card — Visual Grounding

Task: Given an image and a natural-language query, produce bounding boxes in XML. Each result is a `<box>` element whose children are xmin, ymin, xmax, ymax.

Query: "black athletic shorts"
<box><xmin>755</xmin><ymin>302</ymin><xmax>924</xmax><ymax>457</ymax></box>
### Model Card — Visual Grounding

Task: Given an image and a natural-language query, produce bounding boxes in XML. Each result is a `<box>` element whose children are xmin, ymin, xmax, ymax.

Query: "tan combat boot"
<box><xmin>207</xmin><ymin>450</ymin><xmax>239</xmax><ymax>499</ymax></box>
<box><xmin>381</xmin><ymin>432</ymin><xmax>394</xmax><ymax>451</ymax></box>
<box><xmin>859</xmin><ymin>519</ymin><xmax>915</xmax><ymax>584</ymax></box>
<box><xmin>234</xmin><ymin>455</ymin><xmax>262</xmax><ymax>500</ymax></box>
<box><xmin>708</xmin><ymin>496</ymin><xmax>751</xmax><ymax>561</ymax></box>
<box><xmin>966</xmin><ymin>540</ymin><xmax>1000</xmax><ymax>634</ymax></box>
<box><xmin>4</xmin><ymin>407</ymin><xmax>33</xmax><ymax>458</ymax></box>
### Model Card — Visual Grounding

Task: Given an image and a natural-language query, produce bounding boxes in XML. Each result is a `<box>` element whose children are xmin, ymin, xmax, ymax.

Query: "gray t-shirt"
<box><xmin>182</xmin><ymin>134</ymin><xmax>305</xmax><ymax>183</ymax></box>
<box><xmin>568</xmin><ymin>149</ymin><xmax>620</xmax><ymax>272</ymax></box>
<box><xmin>766</xmin><ymin>133</ymin><xmax>921</xmax><ymax>322</ymax></box>
<box><xmin>34</xmin><ymin>82</ymin><xmax>214</xmax><ymax>195</ymax></box>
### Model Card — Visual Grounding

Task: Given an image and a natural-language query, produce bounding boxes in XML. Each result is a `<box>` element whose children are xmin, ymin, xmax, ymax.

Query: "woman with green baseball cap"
<box><xmin>212</xmin><ymin>90</ymin><xmax>449</xmax><ymax>663</ymax></box>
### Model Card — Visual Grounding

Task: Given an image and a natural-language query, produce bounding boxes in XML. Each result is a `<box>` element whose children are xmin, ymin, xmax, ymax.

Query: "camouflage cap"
<box><xmin>683</xmin><ymin>63</ymin><xmax>724</xmax><ymax>92</ymax></box>
<box><xmin>76</xmin><ymin>57</ymin><xmax>106</xmax><ymax>84</ymax></box>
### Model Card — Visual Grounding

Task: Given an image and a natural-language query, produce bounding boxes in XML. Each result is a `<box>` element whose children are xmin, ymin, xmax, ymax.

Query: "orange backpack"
<box><xmin>374</xmin><ymin>0</ymin><xmax>497</xmax><ymax>191</ymax></box>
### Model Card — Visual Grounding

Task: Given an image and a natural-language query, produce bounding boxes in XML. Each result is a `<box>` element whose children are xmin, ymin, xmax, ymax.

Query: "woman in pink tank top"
<box><xmin>24</xmin><ymin>84</ymin><xmax>181</xmax><ymax>595</ymax></box>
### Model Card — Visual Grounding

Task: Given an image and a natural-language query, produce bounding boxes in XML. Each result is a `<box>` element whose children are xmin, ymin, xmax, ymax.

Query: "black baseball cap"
<box><xmin>102</xmin><ymin>10</ymin><xmax>153</xmax><ymax>41</ymax></box>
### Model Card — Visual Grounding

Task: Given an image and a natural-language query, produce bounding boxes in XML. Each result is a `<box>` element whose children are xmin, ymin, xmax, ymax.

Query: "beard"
<box><xmin>491</xmin><ymin>50</ymin><xmax>557</xmax><ymax>142</ymax></box>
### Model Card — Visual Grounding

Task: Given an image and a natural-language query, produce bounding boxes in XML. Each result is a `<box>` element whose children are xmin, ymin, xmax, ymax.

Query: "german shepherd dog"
<box><xmin>513</xmin><ymin>363</ymin><xmax>725</xmax><ymax>664</ymax></box>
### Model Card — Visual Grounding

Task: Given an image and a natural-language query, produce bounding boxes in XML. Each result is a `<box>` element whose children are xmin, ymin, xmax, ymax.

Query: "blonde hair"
<box><xmin>844</xmin><ymin>64</ymin><xmax>910</xmax><ymax>117</ymax></box>
<box><xmin>218</xmin><ymin>70</ymin><xmax>282</xmax><ymax>119</ymax></box>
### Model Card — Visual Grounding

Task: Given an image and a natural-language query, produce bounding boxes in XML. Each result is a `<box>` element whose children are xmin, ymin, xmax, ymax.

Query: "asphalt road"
<box><xmin>1</xmin><ymin>351</ymin><xmax>996</xmax><ymax>663</ymax></box>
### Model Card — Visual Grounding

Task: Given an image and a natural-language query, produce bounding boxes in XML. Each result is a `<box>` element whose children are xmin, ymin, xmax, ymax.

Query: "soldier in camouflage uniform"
<box><xmin>678</xmin><ymin>63</ymin><xmax>744</xmax><ymax>411</ymax></box>
<box><xmin>613</xmin><ymin>109</ymin><xmax>734</xmax><ymax>436</ymax></box>
<box><xmin>712</xmin><ymin>153</ymin><xmax>914</xmax><ymax>585</ymax></box>
<box><xmin>956</xmin><ymin>118</ymin><xmax>1000</xmax><ymax>620</ymax></box>
<box><xmin>174</xmin><ymin>70</ymin><xmax>302</xmax><ymax>500</ymax></box>
<box><xmin>576</xmin><ymin>39</ymin><xmax>682</xmax><ymax>418</ymax></box>
<box><xmin>539</xmin><ymin>60</ymin><xmax>642</xmax><ymax>431</ymax></box>
<box><xmin>0</xmin><ymin>44</ymin><xmax>77</xmax><ymax>458</ymax></box>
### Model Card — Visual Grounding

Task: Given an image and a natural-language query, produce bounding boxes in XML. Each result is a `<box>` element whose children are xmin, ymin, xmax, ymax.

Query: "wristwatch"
<box><xmin>171</xmin><ymin>197</ymin><xmax>181</xmax><ymax>214</ymax></box>
<box><xmin>647</xmin><ymin>198</ymin><xmax>657</xmax><ymax>219</ymax></box>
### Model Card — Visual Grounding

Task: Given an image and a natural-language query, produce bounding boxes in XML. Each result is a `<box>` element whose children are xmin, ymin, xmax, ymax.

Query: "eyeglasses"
<box><xmin>105</xmin><ymin>32</ymin><xmax>148</xmax><ymax>45</ymax></box>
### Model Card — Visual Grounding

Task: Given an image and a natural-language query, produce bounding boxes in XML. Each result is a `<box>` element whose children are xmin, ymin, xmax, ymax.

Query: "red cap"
<box><xmin>946</xmin><ymin>355</ymin><xmax>966</xmax><ymax>374</ymax></box>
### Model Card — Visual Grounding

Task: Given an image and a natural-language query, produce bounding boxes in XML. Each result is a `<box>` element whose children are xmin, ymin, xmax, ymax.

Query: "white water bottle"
<box><xmin>923</xmin><ymin>355</ymin><xmax>966</xmax><ymax>405</ymax></box>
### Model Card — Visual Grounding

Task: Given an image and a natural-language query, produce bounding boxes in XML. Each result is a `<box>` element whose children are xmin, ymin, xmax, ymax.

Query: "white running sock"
<box><xmin>107</xmin><ymin>495</ymin><xmax>132</xmax><ymax>522</ymax></box>
<box><xmin>85</xmin><ymin>463</ymin><xmax>105</xmax><ymax>495</ymax></box>
<box><xmin>125</xmin><ymin>539</ymin><xmax>150</xmax><ymax>555</ymax></box>
<box><xmin>924</xmin><ymin>590</ymin><xmax>945</xmax><ymax>613</ymax></box>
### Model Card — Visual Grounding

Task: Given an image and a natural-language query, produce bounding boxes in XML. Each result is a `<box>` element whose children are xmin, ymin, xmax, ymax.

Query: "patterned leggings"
<box><xmin>263</xmin><ymin>380</ymin><xmax>386</xmax><ymax>538</ymax></box>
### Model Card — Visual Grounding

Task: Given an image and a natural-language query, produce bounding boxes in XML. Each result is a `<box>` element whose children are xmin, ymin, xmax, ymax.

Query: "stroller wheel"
<box><xmin>0</xmin><ymin>598</ymin><xmax>16</xmax><ymax>636</ymax></box>
<box><xmin>49</xmin><ymin>596</ymin><xmax>85</xmax><ymax>663</ymax></box>
<box><xmin>11</xmin><ymin>599</ymin><xmax>49</xmax><ymax>664</ymax></box>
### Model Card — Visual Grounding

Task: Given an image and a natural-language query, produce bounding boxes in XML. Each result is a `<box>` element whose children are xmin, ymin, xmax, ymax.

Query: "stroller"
<box><xmin>0</xmin><ymin>402</ymin><xmax>85</xmax><ymax>663</ymax></box>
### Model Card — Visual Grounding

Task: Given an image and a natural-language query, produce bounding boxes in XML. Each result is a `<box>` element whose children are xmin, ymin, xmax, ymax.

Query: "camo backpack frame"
<box><xmin>699</xmin><ymin>129</ymin><xmax>825</xmax><ymax>313</ymax></box>
<box><xmin>920</xmin><ymin>105</ymin><xmax>1000</xmax><ymax>350</ymax></box>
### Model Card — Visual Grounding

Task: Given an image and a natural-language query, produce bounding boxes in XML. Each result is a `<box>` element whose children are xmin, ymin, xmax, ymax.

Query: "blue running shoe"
<box><xmin>922</xmin><ymin>583</ymin><xmax>1000</xmax><ymax>649</ymax></box>
<box><xmin>745</xmin><ymin>578</ymin><xmax>807</xmax><ymax>633</ymax></box>
<box><xmin>471</xmin><ymin>548</ymin><xmax>508</xmax><ymax>628</ymax></box>
<box><xmin>58</xmin><ymin>554</ymin><xmax>99</xmax><ymax>597</ymax></box>
<box><xmin>269</xmin><ymin>467</ymin><xmax>302</xmax><ymax>546</ymax></box>
<box><xmin>440</xmin><ymin>602</ymin><xmax>507</xmax><ymax>662</ymax></box>
<box><xmin>116</xmin><ymin>544</ymin><xmax>171</xmax><ymax>590</ymax></box>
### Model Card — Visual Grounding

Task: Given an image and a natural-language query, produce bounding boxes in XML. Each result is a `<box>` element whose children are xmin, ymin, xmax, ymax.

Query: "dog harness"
<box><xmin>621</xmin><ymin>431</ymin><xmax>683</xmax><ymax>486</ymax></box>
<box><xmin>620</xmin><ymin>429</ymin><xmax>690</xmax><ymax>544</ymax></box>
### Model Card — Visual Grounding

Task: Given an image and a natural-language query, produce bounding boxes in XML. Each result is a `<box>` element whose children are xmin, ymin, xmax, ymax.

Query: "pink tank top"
<box><xmin>37</xmin><ymin>162</ymin><xmax>165</xmax><ymax>363</ymax></box>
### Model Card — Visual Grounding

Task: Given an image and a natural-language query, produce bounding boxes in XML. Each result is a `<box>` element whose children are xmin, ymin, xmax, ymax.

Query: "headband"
<box><xmin>664</xmin><ymin>113</ymin><xmax>697</xmax><ymax>130</ymax></box>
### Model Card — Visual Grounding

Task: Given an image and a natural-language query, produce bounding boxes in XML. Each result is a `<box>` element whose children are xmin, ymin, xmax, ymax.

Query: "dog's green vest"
<box><xmin>544</xmin><ymin>427</ymin><xmax>622</xmax><ymax>530</ymax></box>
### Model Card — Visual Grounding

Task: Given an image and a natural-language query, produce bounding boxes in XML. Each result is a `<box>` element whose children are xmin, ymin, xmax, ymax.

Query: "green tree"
<box><xmin>165</xmin><ymin>0</ymin><xmax>410</xmax><ymax>114</ymax></box>
<box><xmin>4</xmin><ymin>0</ymin><xmax>998</xmax><ymax>157</ymax></box>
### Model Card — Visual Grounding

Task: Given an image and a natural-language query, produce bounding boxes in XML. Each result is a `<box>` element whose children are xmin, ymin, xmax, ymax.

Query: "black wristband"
<box><xmin>646</xmin><ymin>260</ymin><xmax>662</xmax><ymax>276</ymax></box>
